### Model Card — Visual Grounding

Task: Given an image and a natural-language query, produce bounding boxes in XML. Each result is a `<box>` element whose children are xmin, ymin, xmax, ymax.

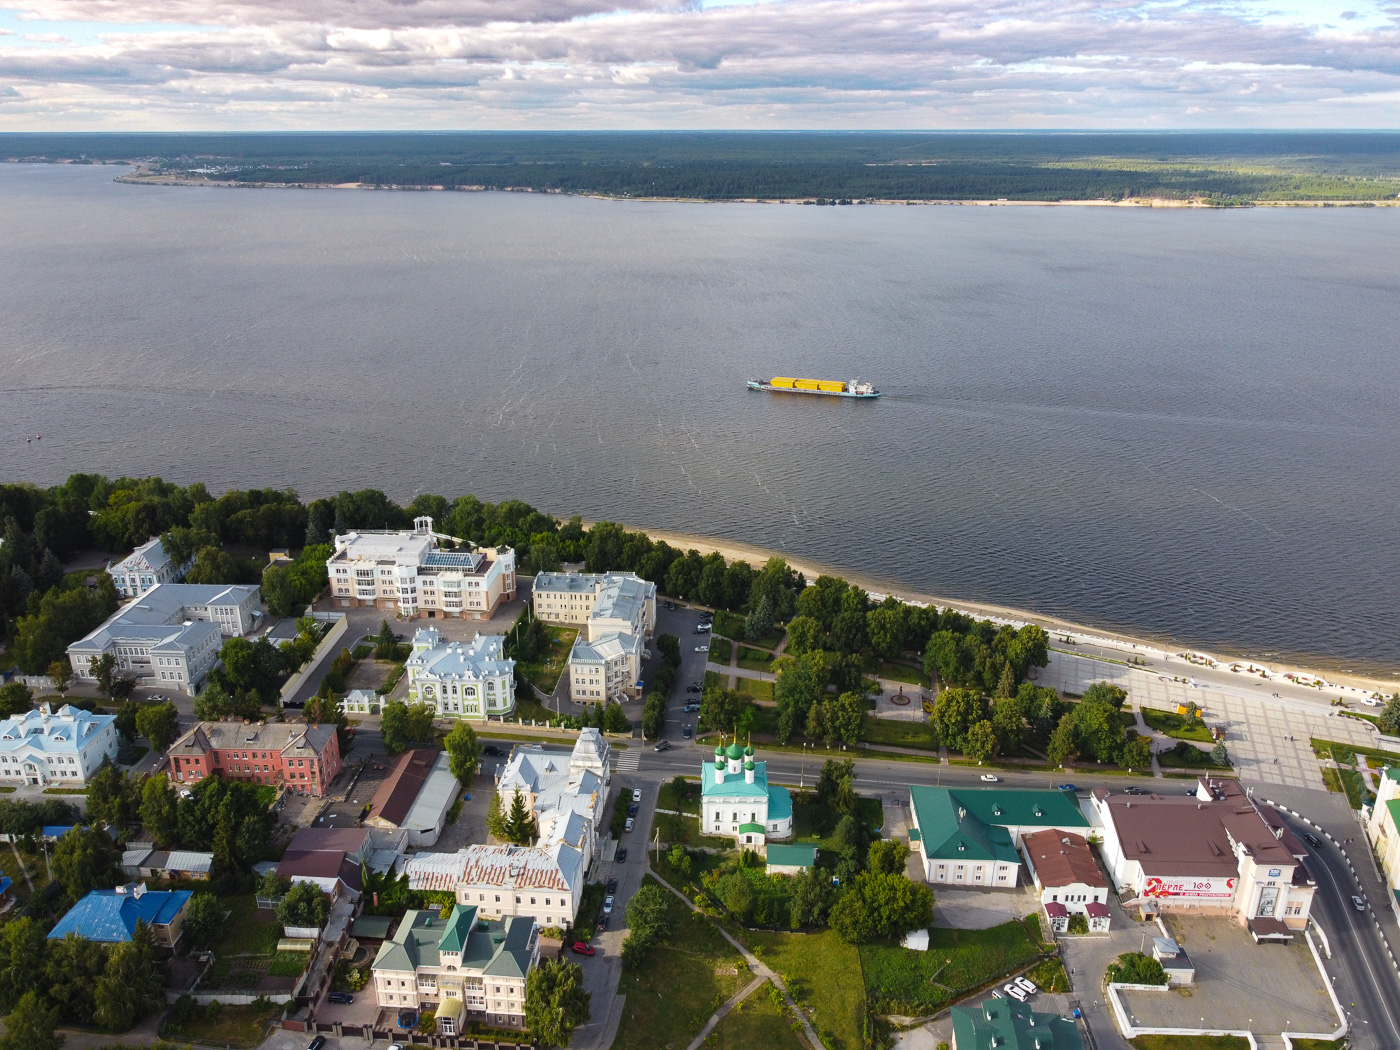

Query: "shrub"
<box><xmin>1105</xmin><ymin>952</ymin><xmax>1167</xmax><ymax>987</ymax></box>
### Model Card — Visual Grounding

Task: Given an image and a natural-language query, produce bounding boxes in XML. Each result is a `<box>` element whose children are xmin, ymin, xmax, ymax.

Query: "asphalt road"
<box><xmin>1268</xmin><ymin>809</ymin><xmax>1400</xmax><ymax>1050</ymax></box>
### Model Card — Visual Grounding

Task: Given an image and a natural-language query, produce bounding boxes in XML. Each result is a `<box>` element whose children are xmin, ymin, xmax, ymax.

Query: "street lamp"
<box><xmin>799</xmin><ymin>742</ymin><xmax>809</xmax><ymax>789</ymax></box>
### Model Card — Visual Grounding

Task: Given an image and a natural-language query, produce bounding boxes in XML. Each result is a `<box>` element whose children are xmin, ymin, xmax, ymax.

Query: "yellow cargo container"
<box><xmin>817</xmin><ymin>380</ymin><xmax>846</xmax><ymax>392</ymax></box>
<box><xmin>795</xmin><ymin>379</ymin><xmax>820</xmax><ymax>390</ymax></box>
<box><xmin>771</xmin><ymin>376</ymin><xmax>796</xmax><ymax>388</ymax></box>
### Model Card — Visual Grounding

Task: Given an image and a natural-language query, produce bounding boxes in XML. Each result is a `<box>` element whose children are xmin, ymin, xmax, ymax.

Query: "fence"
<box><xmin>278</xmin><ymin>613</ymin><xmax>349</xmax><ymax>706</ymax></box>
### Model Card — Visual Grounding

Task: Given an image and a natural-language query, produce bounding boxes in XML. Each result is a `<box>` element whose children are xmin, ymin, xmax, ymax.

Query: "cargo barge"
<box><xmin>746</xmin><ymin>376</ymin><xmax>880</xmax><ymax>399</ymax></box>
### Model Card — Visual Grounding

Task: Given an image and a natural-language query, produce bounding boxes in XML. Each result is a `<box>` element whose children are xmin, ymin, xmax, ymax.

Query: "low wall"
<box><xmin>1105</xmin><ymin>982</ymin><xmax>1258</xmax><ymax>1048</ymax></box>
<box><xmin>279</xmin><ymin>613</ymin><xmax>349</xmax><ymax>706</ymax></box>
<box><xmin>165</xmin><ymin>990</ymin><xmax>271</xmax><ymax>1006</ymax></box>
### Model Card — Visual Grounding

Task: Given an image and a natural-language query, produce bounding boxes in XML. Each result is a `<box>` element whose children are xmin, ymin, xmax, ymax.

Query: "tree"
<box><xmin>1074</xmin><ymin>692</ymin><xmax>1127</xmax><ymax>763</ymax></box>
<box><xmin>666</xmin><ymin>843</ymin><xmax>692</xmax><ymax>879</ymax></box>
<box><xmin>0</xmin><ymin>917</ymin><xmax>49</xmax><ymax>1012</ymax></box>
<box><xmin>0</xmin><ymin>682</ymin><xmax>32</xmax><ymax>720</ymax></box>
<box><xmin>139</xmin><ymin>774</ymin><xmax>179</xmax><ymax>847</ymax></box>
<box><xmin>374</xmin><ymin>619</ymin><xmax>397</xmax><ymax>660</ymax></box>
<box><xmin>1081</xmin><ymin>681</ymin><xmax>1128</xmax><ymax>710</ymax></box>
<box><xmin>45</xmin><ymin>932</ymin><xmax>107</xmax><ymax>1026</ymax></box>
<box><xmin>1106</xmin><ymin>952</ymin><xmax>1167</xmax><ymax>986</ymax></box>
<box><xmin>134</xmin><ymin>701</ymin><xmax>179</xmax><ymax>753</ymax></box>
<box><xmin>191</xmin><ymin>681</ymin><xmax>260</xmax><ymax>722</ymax></box>
<box><xmin>965</xmin><ymin>719</ymin><xmax>1000</xmax><ymax>763</ymax></box>
<box><xmin>1047</xmin><ymin>714</ymin><xmax>1079</xmax><ymax>768</ymax></box>
<box><xmin>773</xmin><ymin>652</ymin><xmax>826</xmax><ymax>744</ymax></box>
<box><xmin>699</xmin><ymin>687</ymin><xmax>753</xmax><ymax>736</ymax></box>
<box><xmin>85</xmin><ymin>762</ymin><xmax>139</xmax><ymax>827</ymax></box>
<box><xmin>830</xmin><ymin>871</ymin><xmax>934</xmax><ymax>944</ymax></box>
<box><xmin>788</xmin><ymin>865</ymin><xmax>838</xmax><ymax>928</ymax></box>
<box><xmin>715</xmin><ymin>871</ymin><xmax>756</xmax><ymax>922</ymax></box>
<box><xmin>621</xmin><ymin>883</ymin><xmax>675</xmax><ymax>966</ymax></box>
<box><xmin>1119</xmin><ymin>734</ymin><xmax>1153</xmax><ymax>770</ymax></box>
<box><xmin>784</xmin><ymin>616</ymin><xmax>824</xmax><ymax>656</ymax></box>
<box><xmin>181</xmin><ymin>892</ymin><xmax>225</xmax><ymax>950</ymax></box>
<box><xmin>444</xmin><ymin>721</ymin><xmax>480</xmax><ymax>785</ymax></box>
<box><xmin>930</xmin><ymin>688</ymin><xmax>988</xmax><ymax>754</ymax></box>
<box><xmin>51</xmin><ymin>826</ymin><xmax>119</xmax><ymax>901</ymax></box>
<box><xmin>278</xmin><ymin>881</ymin><xmax>331</xmax><ymax>928</ymax></box>
<box><xmin>501</xmin><ymin>788</ymin><xmax>538</xmax><ymax>845</ymax></box>
<box><xmin>88</xmin><ymin>653</ymin><xmax>117</xmax><ymax>697</ymax></box>
<box><xmin>867</xmin><ymin>838</ymin><xmax>910</xmax><ymax>876</ymax></box>
<box><xmin>380</xmin><ymin>700</ymin><xmax>437</xmax><ymax>754</ymax></box>
<box><xmin>1210</xmin><ymin>740</ymin><xmax>1230</xmax><ymax>766</ymax></box>
<box><xmin>990</xmin><ymin>693</ymin><xmax>1027</xmax><ymax>752</ymax></box>
<box><xmin>93</xmin><ymin>923</ymin><xmax>163</xmax><ymax>1032</ymax></box>
<box><xmin>486</xmin><ymin>791</ymin><xmax>507</xmax><ymax>840</ymax></box>
<box><xmin>0</xmin><ymin>990</ymin><xmax>62</xmax><ymax>1050</ymax></box>
<box><xmin>525</xmin><ymin>957</ymin><xmax>591</xmax><ymax>1049</ymax></box>
<box><xmin>641</xmin><ymin>693</ymin><xmax>667</xmax><ymax>741</ymax></box>
<box><xmin>743</xmin><ymin>594</ymin><xmax>774</xmax><ymax>642</ymax></box>
<box><xmin>46</xmin><ymin>660</ymin><xmax>73</xmax><ymax>695</ymax></box>
<box><xmin>815</xmin><ymin>759</ymin><xmax>857</xmax><ymax>811</ymax></box>
<box><xmin>832</xmin><ymin>691</ymin><xmax>865</xmax><ymax>747</ymax></box>
<box><xmin>1378</xmin><ymin>694</ymin><xmax>1400</xmax><ymax>736</ymax></box>
<box><xmin>602</xmin><ymin>702</ymin><xmax>631</xmax><ymax>733</ymax></box>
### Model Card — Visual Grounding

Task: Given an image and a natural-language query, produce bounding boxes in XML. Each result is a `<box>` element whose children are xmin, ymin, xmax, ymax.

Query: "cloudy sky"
<box><xmin>0</xmin><ymin>0</ymin><xmax>1398</xmax><ymax>129</ymax></box>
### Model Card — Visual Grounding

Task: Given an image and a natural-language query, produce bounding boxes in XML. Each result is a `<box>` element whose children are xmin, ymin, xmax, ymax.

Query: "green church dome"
<box><xmin>726</xmin><ymin>742</ymin><xmax>744</xmax><ymax>760</ymax></box>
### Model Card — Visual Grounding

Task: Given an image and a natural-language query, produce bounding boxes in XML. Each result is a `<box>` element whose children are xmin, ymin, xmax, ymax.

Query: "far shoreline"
<box><xmin>588</xmin><ymin>520</ymin><xmax>1400</xmax><ymax>695</ymax></box>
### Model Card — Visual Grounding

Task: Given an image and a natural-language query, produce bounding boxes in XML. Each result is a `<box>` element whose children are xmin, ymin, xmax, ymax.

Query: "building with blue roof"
<box><xmin>0</xmin><ymin>704</ymin><xmax>118</xmax><ymax>787</ymax></box>
<box><xmin>702</xmin><ymin>739</ymin><xmax>794</xmax><ymax>847</ymax></box>
<box><xmin>48</xmin><ymin>884</ymin><xmax>193</xmax><ymax>947</ymax></box>
<box><xmin>405</xmin><ymin>628</ymin><xmax>515</xmax><ymax>721</ymax></box>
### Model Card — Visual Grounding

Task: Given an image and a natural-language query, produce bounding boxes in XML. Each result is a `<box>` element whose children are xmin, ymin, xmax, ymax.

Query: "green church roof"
<box><xmin>909</xmin><ymin>786</ymin><xmax>1087</xmax><ymax>865</ymax></box>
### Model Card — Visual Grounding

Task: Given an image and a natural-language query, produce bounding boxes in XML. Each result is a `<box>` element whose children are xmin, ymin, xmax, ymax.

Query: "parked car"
<box><xmin>1304</xmin><ymin>832</ymin><xmax>1323</xmax><ymax>847</ymax></box>
<box><xmin>1353</xmin><ymin>895</ymin><xmax>1367</xmax><ymax>911</ymax></box>
<box><xmin>684</xmin><ymin>702</ymin><xmax>701</xmax><ymax>712</ymax></box>
<box><xmin>683</xmin><ymin>725</ymin><xmax>692</xmax><ymax>738</ymax></box>
<box><xmin>695</xmin><ymin>645</ymin><xmax>709</xmax><ymax>653</ymax></box>
<box><xmin>664</xmin><ymin>600</ymin><xmax>677</xmax><ymax>610</ymax></box>
<box><xmin>597</xmin><ymin>915</ymin><xmax>609</xmax><ymax>930</ymax></box>
<box><xmin>628</xmin><ymin>804</ymin><xmax>639</xmax><ymax>817</ymax></box>
<box><xmin>1015</xmin><ymin>977</ymin><xmax>1037</xmax><ymax>994</ymax></box>
<box><xmin>607</xmin><ymin>878</ymin><xmax>618</xmax><ymax>893</ymax></box>
<box><xmin>697</xmin><ymin>623</ymin><xmax>713</xmax><ymax>632</ymax></box>
<box><xmin>980</xmin><ymin>774</ymin><xmax>999</xmax><ymax>783</ymax></box>
<box><xmin>571</xmin><ymin>941</ymin><xmax>596</xmax><ymax>956</ymax></box>
<box><xmin>1122</xmin><ymin>786</ymin><xmax>1146</xmax><ymax>795</ymax></box>
<box><xmin>307</xmin><ymin>1038</ymin><xmax>327</xmax><ymax>1050</ymax></box>
<box><xmin>327</xmin><ymin>992</ymin><xmax>354</xmax><ymax>1005</ymax></box>
<box><xmin>388</xmin><ymin>1044</ymin><xmax>404</xmax><ymax>1050</ymax></box>
<box><xmin>654</xmin><ymin>740</ymin><xmax>672</xmax><ymax>752</ymax></box>
<box><xmin>1004</xmin><ymin>984</ymin><xmax>1028</xmax><ymax>1003</ymax></box>
<box><xmin>483</xmin><ymin>744</ymin><xmax>504</xmax><ymax>756</ymax></box>
<box><xmin>603</xmin><ymin>896</ymin><xmax>614</xmax><ymax>913</ymax></box>
<box><xmin>632</xmin><ymin>788</ymin><xmax>642</xmax><ymax>802</ymax></box>
<box><xmin>624</xmin><ymin>817</ymin><xmax>635</xmax><ymax>833</ymax></box>
<box><xmin>1362</xmin><ymin>696</ymin><xmax>1379</xmax><ymax>707</ymax></box>
<box><xmin>686</xmin><ymin>684</ymin><xmax>702</xmax><ymax>693</ymax></box>
<box><xmin>616</xmin><ymin>849</ymin><xmax>628</xmax><ymax>863</ymax></box>
<box><xmin>1056</xmin><ymin>784</ymin><xmax>1078</xmax><ymax>792</ymax></box>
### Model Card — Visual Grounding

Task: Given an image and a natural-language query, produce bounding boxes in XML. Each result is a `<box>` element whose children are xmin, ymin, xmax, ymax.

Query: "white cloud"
<box><xmin>0</xmin><ymin>0</ymin><xmax>1397</xmax><ymax>127</ymax></box>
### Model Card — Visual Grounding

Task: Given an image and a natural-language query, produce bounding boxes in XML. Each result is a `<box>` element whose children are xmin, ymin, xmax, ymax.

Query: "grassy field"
<box><xmin>1141</xmin><ymin>708</ymin><xmax>1214</xmax><ymax>743</ymax></box>
<box><xmin>714</xmin><ymin>611</ymin><xmax>784</xmax><ymax>650</ymax></box>
<box><xmin>705</xmin><ymin>984</ymin><xmax>807</xmax><ymax>1050</ymax></box>
<box><xmin>162</xmin><ymin>1001</ymin><xmax>285</xmax><ymax>1048</ymax></box>
<box><xmin>736</xmin><ymin>678</ymin><xmax>774</xmax><ymax>704</ymax></box>
<box><xmin>1313</xmin><ymin>738</ymin><xmax>1400</xmax><ymax>767</ymax></box>
<box><xmin>1156</xmin><ymin>742</ymin><xmax>1226</xmax><ymax>770</ymax></box>
<box><xmin>1025</xmin><ymin>956</ymin><xmax>1071</xmax><ymax>993</ymax></box>
<box><xmin>205</xmin><ymin>895</ymin><xmax>283</xmax><ymax>989</ymax></box>
<box><xmin>613</xmin><ymin>879</ymin><xmax>750</xmax><ymax>1050</ymax></box>
<box><xmin>710</xmin><ymin>638</ymin><xmax>733</xmax><ymax>664</ymax></box>
<box><xmin>861</xmin><ymin>715</ymin><xmax>940</xmax><ymax>751</ymax></box>
<box><xmin>745</xmin><ymin>929</ymin><xmax>866</xmax><ymax>1050</ymax></box>
<box><xmin>659</xmin><ymin>778</ymin><xmax>702</xmax><ymax>815</ymax></box>
<box><xmin>860</xmin><ymin>918</ymin><xmax>1046</xmax><ymax>1014</ymax></box>
<box><xmin>876</xmin><ymin>661</ymin><xmax>928</xmax><ymax>687</ymax></box>
<box><xmin>1285</xmin><ymin>1039</ymin><xmax>1346</xmax><ymax>1050</ymax></box>
<box><xmin>1128</xmin><ymin>1037</ymin><xmax>1252</xmax><ymax>1050</ymax></box>
<box><xmin>737</xmin><ymin>647</ymin><xmax>774</xmax><ymax>673</ymax></box>
<box><xmin>1320</xmin><ymin>767</ymin><xmax>1345</xmax><ymax>794</ymax></box>
<box><xmin>515</xmin><ymin>625</ymin><xmax>579</xmax><ymax>693</ymax></box>
<box><xmin>706</xmin><ymin>669</ymin><xmax>728</xmax><ymax>691</ymax></box>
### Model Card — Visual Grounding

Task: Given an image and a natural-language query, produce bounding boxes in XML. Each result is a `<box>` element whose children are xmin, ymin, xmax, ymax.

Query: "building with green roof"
<box><xmin>951</xmin><ymin>998</ymin><xmax>1083</xmax><ymax>1050</ymax></box>
<box><xmin>371</xmin><ymin>906</ymin><xmax>540</xmax><ymax>1034</ymax></box>
<box><xmin>1366</xmin><ymin>766</ymin><xmax>1400</xmax><ymax>901</ymax></box>
<box><xmin>702</xmin><ymin>739</ymin><xmax>793</xmax><ymax>847</ymax></box>
<box><xmin>909</xmin><ymin>786</ymin><xmax>1089</xmax><ymax>889</ymax></box>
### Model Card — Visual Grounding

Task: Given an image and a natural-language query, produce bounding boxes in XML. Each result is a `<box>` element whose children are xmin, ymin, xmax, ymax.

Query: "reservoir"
<box><xmin>1</xmin><ymin>164</ymin><xmax>1397</xmax><ymax>671</ymax></box>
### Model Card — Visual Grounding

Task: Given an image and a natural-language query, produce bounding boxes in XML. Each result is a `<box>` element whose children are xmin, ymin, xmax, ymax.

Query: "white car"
<box><xmin>980</xmin><ymin>774</ymin><xmax>999</xmax><ymax>783</ymax></box>
<box><xmin>624</xmin><ymin>817</ymin><xmax>635</xmax><ymax>833</ymax></box>
<box><xmin>695</xmin><ymin>645</ymin><xmax>709</xmax><ymax>653</ymax></box>
<box><xmin>1004</xmin><ymin>984</ymin><xmax>1028</xmax><ymax>1002</ymax></box>
<box><xmin>631</xmin><ymin>788</ymin><xmax>642</xmax><ymax>803</ymax></box>
<box><xmin>697</xmin><ymin>623</ymin><xmax>713</xmax><ymax>631</ymax></box>
<box><xmin>1014</xmin><ymin>976</ymin><xmax>1037</xmax><ymax>994</ymax></box>
<box><xmin>1362</xmin><ymin>696</ymin><xmax>1379</xmax><ymax>707</ymax></box>
<box><xmin>603</xmin><ymin>895</ymin><xmax>614</xmax><ymax>913</ymax></box>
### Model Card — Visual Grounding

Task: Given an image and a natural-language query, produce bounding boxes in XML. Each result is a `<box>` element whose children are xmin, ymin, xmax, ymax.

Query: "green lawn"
<box><xmin>1312</xmin><ymin>738</ymin><xmax>1400</xmax><ymax>767</ymax></box>
<box><xmin>710</xmin><ymin>638</ymin><xmax>733</xmax><ymax>664</ymax></box>
<box><xmin>514</xmin><ymin>696</ymin><xmax>564</xmax><ymax>724</ymax></box>
<box><xmin>1141</xmin><ymin>708</ymin><xmax>1214</xmax><ymax>743</ymax></box>
<box><xmin>1128</xmin><ymin>1037</ymin><xmax>1251</xmax><ymax>1050</ymax></box>
<box><xmin>658</xmin><ymin>813</ymin><xmax>739</xmax><ymax>850</ymax></box>
<box><xmin>876</xmin><ymin>660</ymin><xmax>929</xmax><ymax>687</ymax></box>
<box><xmin>1025</xmin><ymin>956</ymin><xmax>1071</xmax><ymax>993</ymax></box>
<box><xmin>613</xmin><ymin>879</ymin><xmax>751</xmax><ymax>1050</ymax></box>
<box><xmin>515</xmin><ymin>625</ymin><xmax>579</xmax><ymax>693</ymax></box>
<box><xmin>736</xmin><ymin>678</ymin><xmax>774</xmax><ymax>704</ymax></box>
<box><xmin>162</xmin><ymin>1002</ymin><xmax>285</xmax><ymax>1048</ymax></box>
<box><xmin>860</xmin><ymin>918</ymin><xmax>1046</xmax><ymax>1014</ymax></box>
<box><xmin>1286</xmin><ymin>1040</ymin><xmax>1346</xmax><ymax>1050</ymax></box>
<box><xmin>706</xmin><ymin>670</ymin><xmax>729</xmax><ymax>692</ymax></box>
<box><xmin>744</xmin><ymin>929</ymin><xmax>865</xmax><ymax>1050</ymax></box>
<box><xmin>792</xmin><ymin>797</ymin><xmax>883</xmax><ymax>850</ymax></box>
<box><xmin>861</xmin><ymin>716</ymin><xmax>940</xmax><ymax>751</ymax></box>
<box><xmin>1320</xmin><ymin>767</ymin><xmax>1345</xmax><ymax>794</ymax></box>
<box><xmin>1338</xmin><ymin>767</ymin><xmax>1371</xmax><ymax>810</ymax></box>
<box><xmin>575</xmin><ymin>882</ymin><xmax>607</xmax><ymax>940</ymax></box>
<box><xmin>736</xmin><ymin>647</ymin><xmax>774</xmax><ymax>673</ymax></box>
<box><xmin>714</xmin><ymin>611</ymin><xmax>784</xmax><ymax>650</ymax></box>
<box><xmin>659</xmin><ymin>778</ymin><xmax>702</xmax><ymax>815</ymax></box>
<box><xmin>213</xmin><ymin>894</ymin><xmax>282</xmax><ymax>956</ymax></box>
<box><xmin>704</xmin><ymin>984</ymin><xmax>807</xmax><ymax>1050</ymax></box>
<box><xmin>1156</xmin><ymin>742</ymin><xmax>1227</xmax><ymax>771</ymax></box>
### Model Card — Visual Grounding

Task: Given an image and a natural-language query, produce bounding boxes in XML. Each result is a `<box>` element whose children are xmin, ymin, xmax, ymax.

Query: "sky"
<box><xmin>0</xmin><ymin>0</ymin><xmax>1398</xmax><ymax>129</ymax></box>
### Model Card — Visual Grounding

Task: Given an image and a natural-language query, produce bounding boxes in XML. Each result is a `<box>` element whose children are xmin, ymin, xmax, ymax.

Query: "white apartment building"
<box><xmin>326</xmin><ymin>517</ymin><xmax>516</xmax><ymax>620</ymax></box>
<box><xmin>107</xmin><ymin>537</ymin><xmax>188</xmax><ymax>599</ymax></box>
<box><xmin>371</xmin><ymin>906</ymin><xmax>539</xmax><ymax>1034</ymax></box>
<box><xmin>533</xmin><ymin>572</ymin><xmax>656</xmax><ymax>703</ymax></box>
<box><xmin>0</xmin><ymin>703</ymin><xmax>120</xmax><ymax>786</ymax></box>
<box><xmin>66</xmin><ymin>583</ymin><xmax>261</xmax><ymax>696</ymax></box>
<box><xmin>495</xmin><ymin>731</ymin><xmax>610</xmax><ymax>871</ymax></box>
<box><xmin>404</xmin><ymin>843</ymin><xmax>584</xmax><ymax>930</ymax></box>
<box><xmin>404</xmin><ymin>628</ymin><xmax>515</xmax><ymax>721</ymax></box>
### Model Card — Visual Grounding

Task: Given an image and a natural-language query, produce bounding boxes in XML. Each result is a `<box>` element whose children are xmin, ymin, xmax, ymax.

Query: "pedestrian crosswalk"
<box><xmin>614</xmin><ymin>749</ymin><xmax>641</xmax><ymax>772</ymax></box>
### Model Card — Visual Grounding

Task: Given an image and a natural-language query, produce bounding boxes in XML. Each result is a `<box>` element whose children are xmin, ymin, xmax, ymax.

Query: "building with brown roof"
<box><xmin>1093</xmin><ymin>777</ymin><xmax>1315</xmax><ymax>931</ymax></box>
<box><xmin>365</xmin><ymin>749</ymin><xmax>460</xmax><ymax>847</ymax></box>
<box><xmin>277</xmin><ymin>826</ymin><xmax>372</xmax><ymax>902</ymax></box>
<box><xmin>1021</xmin><ymin>830</ymin><xmax>1110</xmax><ymax>932</ymax></box>
<box><xmin>167</xmin><ymin>720</ymin><xmax>341</xmax><ymax>797</ymax></box>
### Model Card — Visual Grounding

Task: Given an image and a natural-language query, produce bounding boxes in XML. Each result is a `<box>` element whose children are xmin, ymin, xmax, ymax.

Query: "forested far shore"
<box><xmin>5</xmin><ymin>131</ymin><xmax>1400</xmax><ymax>201</ymax></box>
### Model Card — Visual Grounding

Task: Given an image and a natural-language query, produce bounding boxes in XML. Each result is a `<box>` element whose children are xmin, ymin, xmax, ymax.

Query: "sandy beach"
<box><xmin>599</xmin><ymin>521</ymin><xmax>1400</xmax><ymax>696</ymax></box>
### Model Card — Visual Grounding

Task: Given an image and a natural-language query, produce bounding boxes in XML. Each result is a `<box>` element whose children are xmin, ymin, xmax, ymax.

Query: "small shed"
<box><xmin>1085</xmin><ymin>900</ymin><xmax>1111</xmax><ymax>932</ymax></box>
<box><xmin>1152</xmin><ymin>936</ymin><xmax>1195</xmax><ymax>985</ymax></box>
<box><xmin>350</xmin><ymin>915</ymin><xmax>397</xmax><ymax>944</ymax></box>
<box><xmin>1043</xmin><ymin>900</ymin><xmax>1069</xmax><ymax>933</ymax></box>
<box><xmin>765</xmin><ymin>844</ymin><xmax>818</xmax><ymax>876</ymax></box>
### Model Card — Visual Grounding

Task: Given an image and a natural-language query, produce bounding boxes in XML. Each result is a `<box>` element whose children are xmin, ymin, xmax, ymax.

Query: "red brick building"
<box><xmin>167</xmin><ymin>721</ymin><xmax>341</xmax><ymax>797</ymax></box>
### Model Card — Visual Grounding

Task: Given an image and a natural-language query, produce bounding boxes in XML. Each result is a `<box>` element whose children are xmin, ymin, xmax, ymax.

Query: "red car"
<box><xmin>571</xmin><ymin>941</ymin><xmax>595</xmax><ymax>956</ymax></box>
